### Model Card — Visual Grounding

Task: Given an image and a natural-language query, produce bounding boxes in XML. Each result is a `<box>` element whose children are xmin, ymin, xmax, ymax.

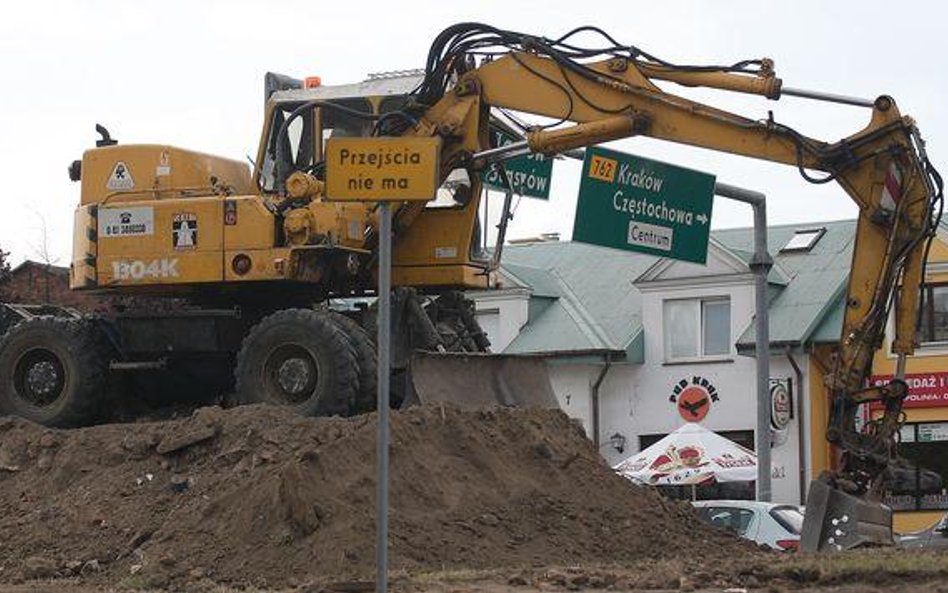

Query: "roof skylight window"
<box><xmin>781</xmin><ymin>227</ymin><xmax>826</xmax><ymax>252</ymax></box>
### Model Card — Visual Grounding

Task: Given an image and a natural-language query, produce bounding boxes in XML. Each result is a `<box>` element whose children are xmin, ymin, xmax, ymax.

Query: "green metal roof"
<box><xmin>808</xmin><ymin>294</ymin><xmax>846</xmax><ymax>344</ymax></box>
<box><xmin>499</xmin><ymin>241</ymin><xmax>658</xmax><ymax>359</ymax></box>
<box><xmin>502</xmin><ymin>263</ymin><xmax>562</xmax><ymax>299</ymax></box>
<box><xmin>717</xmin><ymin>219</ymin><xmax>855</xmax><ymax>350</ymax></box>
<box><xmin>495</xmin><ymin>219</ymin><xmax>856</xmax><ymax>358</ymax></box>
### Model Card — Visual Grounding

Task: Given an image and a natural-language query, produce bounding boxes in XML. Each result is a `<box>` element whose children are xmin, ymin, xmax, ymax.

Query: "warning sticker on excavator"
<box><xmin>324</xmin><ymin>137</ymin><xmax>441</xmax><ymax>202</ymax></box>
<box><xmin>172</xmin><ymin>213</ymin><xmax>198</xmax><ymax>250</ymax></box>
<box><xmin>106</xmin><ymin>161</ymin><xmax>135</xmax><ymax>190</ymax></box>
<box><xmin>99</xmin><ymin>206</ymin><xmax>154</xmax><ymax>238</ymax></box>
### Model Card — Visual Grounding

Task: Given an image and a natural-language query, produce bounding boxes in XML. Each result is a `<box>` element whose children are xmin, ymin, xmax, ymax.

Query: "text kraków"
<box><xmin>617</xmin><ymin>164</ymin><xmax>664</xmax><ymax>193</ymax></box>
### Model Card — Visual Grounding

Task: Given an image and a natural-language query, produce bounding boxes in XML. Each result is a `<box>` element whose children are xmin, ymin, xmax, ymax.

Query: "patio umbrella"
<box><xmin>613</xmin><ymin>422</ymin><xmax>757</xmax><ymax>486</ymax></box>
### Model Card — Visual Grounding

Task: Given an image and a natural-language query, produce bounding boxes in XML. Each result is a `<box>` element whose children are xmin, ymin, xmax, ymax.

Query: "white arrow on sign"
<box><xmin>696</xmin><ymin>213</ymin><xmax>709</xmax><ymax>225</ymax></box>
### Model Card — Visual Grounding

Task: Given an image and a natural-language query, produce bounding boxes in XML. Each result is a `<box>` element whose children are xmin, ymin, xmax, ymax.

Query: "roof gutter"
<box><xmin>591</xmin><ymin>353</ymin><xmax>613</xmax><ymax>449</ymax></box>
<box><xmin>785</xmin><ymin>346</ymin><xmax>808</xmax><ymax>505</ymax></box>
<box><xmin>516</xmin><ymin>348</ymin><xmax>626</xmax><ymax>360</ymax></box>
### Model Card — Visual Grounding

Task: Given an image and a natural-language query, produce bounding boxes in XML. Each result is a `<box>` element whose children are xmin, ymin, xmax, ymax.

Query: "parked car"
<box><xmin>692</xmin><ymin>500</ymin><xmax>802</xmax><ymax>551</ymax></box>
<box><xmin>899</xmin><ymin>513</ymin><xmax>948</xmax><ymax>549</ymax></box>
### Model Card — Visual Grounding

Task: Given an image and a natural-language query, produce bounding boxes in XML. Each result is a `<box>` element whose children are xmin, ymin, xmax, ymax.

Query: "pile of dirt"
<box><xmin>0</xmin><ymin>404</ymin><xmax>753</xmax><ymax>589</ymax></box>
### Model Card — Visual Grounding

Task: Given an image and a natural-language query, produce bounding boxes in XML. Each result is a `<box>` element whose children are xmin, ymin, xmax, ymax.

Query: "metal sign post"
<box><xmin>323</xmin><ymin>136</ymin><xmax>442</xmax><ymax>593</ymax></box>
<box><xmin>375</xmin><ymin>201</ymin><xmax>392</xmax><ymax>593</ymax></box>
<box><xmin>714</xmin><ymin>182</ymin><xmax>773</xmax><ymax>502</ymax></box>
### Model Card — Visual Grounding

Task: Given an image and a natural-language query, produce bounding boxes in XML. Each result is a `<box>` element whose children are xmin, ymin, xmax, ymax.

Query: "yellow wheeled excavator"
<box><xmin>0</xmin><ymin>23</ymin><xmax>940</xmax><ymax>551</ymax></box>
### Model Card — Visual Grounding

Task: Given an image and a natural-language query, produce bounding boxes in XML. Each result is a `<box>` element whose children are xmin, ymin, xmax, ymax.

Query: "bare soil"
<box><xmin>2</xmin><ymin>551</ymin><xmax>948</xmax><ymax>592</ymax></box>
<box><xmin>3</xmin><ymin>404</ymin><xmax>942</xmax><ymax>593</ymax></box>
<box><xmin>0</xmin><ymin>404</ymin><xmax>755</xmax><ymax>591</ymax></box>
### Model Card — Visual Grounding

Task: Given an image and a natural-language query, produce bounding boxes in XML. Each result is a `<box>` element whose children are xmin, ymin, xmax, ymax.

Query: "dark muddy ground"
<box><xmin>0</xmin><ymin>404</ymin><xmax>747</xmax><ymax>590</ymax></box>
<box><xmin>2</xmin><ymin>550</ymin><xmax>948</xmax><ymax>592</ymax></box>
<box><xmin>0</xmin><ymin>404</ymin><xmax>943</xmax><ymax>592</ymax></box>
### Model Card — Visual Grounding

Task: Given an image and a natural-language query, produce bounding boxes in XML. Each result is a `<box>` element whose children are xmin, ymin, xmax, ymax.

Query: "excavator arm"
<box><xmin>391</xmin><ymin>24</ymin><xmax>942</xmax><ymax>550</ymax></box>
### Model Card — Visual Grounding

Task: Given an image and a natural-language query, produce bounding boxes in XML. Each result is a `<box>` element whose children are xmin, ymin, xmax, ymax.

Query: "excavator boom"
<box><xmin>383</xmin><ymin>24</ymin><xmax>942</xmax><ymax>550</ymax></box>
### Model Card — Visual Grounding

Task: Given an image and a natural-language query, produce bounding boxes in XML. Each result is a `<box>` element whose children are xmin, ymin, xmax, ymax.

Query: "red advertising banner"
<box><xmin>870</xmin><ymin>372</ymin><xmax>948</xmax><ymax>408</ymax></box>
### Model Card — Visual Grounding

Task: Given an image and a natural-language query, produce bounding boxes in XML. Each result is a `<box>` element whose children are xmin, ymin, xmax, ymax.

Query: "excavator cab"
<box><xmin>255</xmin><ymin>72</ymin><xmax>560</xmax><ymax>411</ymax></box>
<box><xmin>256</xmin><ymin>73</ymin><xmax>498</xmax><ymax>286</ymax></box>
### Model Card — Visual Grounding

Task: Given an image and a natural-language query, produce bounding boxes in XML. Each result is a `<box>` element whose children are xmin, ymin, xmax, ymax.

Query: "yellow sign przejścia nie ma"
<box><xmin>324</xmin><ymin>137</ymin><xmax>441</xmax><ymax>202</ymax></box>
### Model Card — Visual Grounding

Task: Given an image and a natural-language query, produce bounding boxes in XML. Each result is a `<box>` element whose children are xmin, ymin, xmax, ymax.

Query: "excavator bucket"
<box><xmin>800</xmin><ymin>474</ymin><xmax>895</xmax><ymax>552</ymax></box>
<box><xmin>407</xmin><ymin>352</ymin><xmax>560</xmax><ymax>409</ymax></box>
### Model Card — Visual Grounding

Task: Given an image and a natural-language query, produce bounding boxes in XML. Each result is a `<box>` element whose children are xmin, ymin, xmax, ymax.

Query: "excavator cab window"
<box><xmin>379</xmin><ymin>95</ymin><xmax>410</xmax><ymax>115</ymax></box>
<box><xmin>260</xmin><ymin>104</ymin><xmax>316</xmax><ymax>193</ymax></box>
<box><xmin>317</xmin><ymin>98</ymin><xmax>373</xmax><ymax>161</ymax></box>
<box><xmin>260</xmin><ymin>98</ymin><xmax>374</xmax><ymax>193</ymax></box>
<box><xmin>429</xmin><ymin>168</ymin><xmax>473</xmax><ymax>209</ymax></box>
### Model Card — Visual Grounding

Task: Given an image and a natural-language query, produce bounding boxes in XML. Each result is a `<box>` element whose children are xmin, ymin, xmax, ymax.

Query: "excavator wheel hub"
<box><xmin>277</xmin><ymin>359</ymin><xmax>312</xmax><ymax>395</ymax></box>
<box><xmin>265</xmin><ymin>345</ymin><xmax>318</xmax><ymax>403</ymax></box>
<box><xmin>16</xmin><ymin>349</ymin><xmax>65</xmax><ymax>406</ymax></box>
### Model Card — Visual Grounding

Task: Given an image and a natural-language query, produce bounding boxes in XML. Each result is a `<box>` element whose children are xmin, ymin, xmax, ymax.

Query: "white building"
<box><xmin>470</xmin><ymin>221</ymin><xmax>855</xmax><ymax>505</ymax></box>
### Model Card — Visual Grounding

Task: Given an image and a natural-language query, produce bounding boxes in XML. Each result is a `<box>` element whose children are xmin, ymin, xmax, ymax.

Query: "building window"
<box><xmin>663</xmin><ymin>298</ymin><xmax>731</xmax><ymax>361</ymax></box>
<box><xmin>780</xmin><ymin>227</ymin><xmax>825</xmax><ymax>253</ymax></box>
<box><xmin>883</xmin><ymin>422</ymin><xmax>948</xmax><ymax>511</ymax></box>
<box><xmin>917</xmin><ymin>284</ymin><xmax>948</xmax><ymax>345</ymax></box>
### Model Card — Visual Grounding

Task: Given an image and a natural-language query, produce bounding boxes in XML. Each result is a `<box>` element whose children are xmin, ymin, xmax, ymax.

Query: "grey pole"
<box><xmin>714</xmin><ymin>182</ymin><xmax>773</xmax><ymax>502</ymax></box>
<box><xmin>376</xmin><ymin>201</ymin><xmax>392</xmax><ymax>593</ymax></box>
<box><xmin>779</xmin><ymin>86</ymin><xmax>875</xmax><ymax>108</ymax></box>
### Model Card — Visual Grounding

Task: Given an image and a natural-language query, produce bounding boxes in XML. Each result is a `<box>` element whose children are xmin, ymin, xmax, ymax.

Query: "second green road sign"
<box><xmin>481</xmin><ymin>126</ymin><xmax>553</xmax><ymax>200</ymax></box>
<box><xmin>573</xmin><ymin>147</ymin><xmax>715</xmax><ymax>264</ymax></box>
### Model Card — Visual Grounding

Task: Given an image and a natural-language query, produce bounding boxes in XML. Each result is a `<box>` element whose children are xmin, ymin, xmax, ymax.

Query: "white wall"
<box><xmin>549</xmin><ymin>272</ymin><xmax>810</xmax><ymax>504</ymax></box>
<box><xmin>546</xmin><ymin>362</ymin><xmax>598</xmax><ymax>435</ymax></box>
<box><xmin>469</xmin><ymin>252</ymin><xmax>811</xmax><ymax>505</ymax></box>
<box><xmin>469</xmin><ymin>287</ymin><xmax>530</xmax><ymax>352</ymax></box>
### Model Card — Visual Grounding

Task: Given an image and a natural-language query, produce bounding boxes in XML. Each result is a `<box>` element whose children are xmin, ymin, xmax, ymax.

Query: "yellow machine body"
<box><xmin>71</xmin><ymin>145</ymin><xmax>381</xmax><ymax>293</ymax></box>
<box><xmin>72</xmin><ymin>99</ymin><xmax>494</xmax><ymax>296</ymax></box>
<box><xmin>68</xmin><ymin>45</ymin><xmax>934</xmax><ymax>407</ymax></box>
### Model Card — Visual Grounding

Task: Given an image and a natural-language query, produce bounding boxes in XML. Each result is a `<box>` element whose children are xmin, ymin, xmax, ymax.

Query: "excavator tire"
<box><xmin>436</xmin><ymin>319</ymin><xmax>479</xmax><ymax>352</ymax></box>
<box><xmin>233</xmin><ymin>309</ymin><xmax>358</xmax><ymax>417</ymax></box>
<box><xmin>0</xmin><ymin>316</ymin><xmax>112</xmax><ymax>427</ymax></box>
<box><xmin>327</xmin><ymin>312</ymin><xmax>378</xmax><ymax>415</ymax></box>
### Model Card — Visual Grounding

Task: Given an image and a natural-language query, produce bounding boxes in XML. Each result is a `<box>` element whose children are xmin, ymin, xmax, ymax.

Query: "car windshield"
<box><xmin>705</xmin><ymin>507</ymin><xmax>755</xmax><ymax>536</ymax></box>
<box><xmin>770</xmin><ymin>506</ymin><xmax>804</xmax><ymax>535</ymax></box>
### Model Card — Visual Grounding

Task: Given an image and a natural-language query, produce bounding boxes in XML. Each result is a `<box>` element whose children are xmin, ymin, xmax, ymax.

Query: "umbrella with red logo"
<box><xmin>613</xmin><ymin>423</ymin><xmax>757</xmax><ymax>486</ymax></box>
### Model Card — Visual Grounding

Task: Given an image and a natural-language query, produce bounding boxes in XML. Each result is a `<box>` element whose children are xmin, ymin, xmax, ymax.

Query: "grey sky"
<box><xmin>2</xmin><ymin>0</ymin><xmax>944</xmax><ymax>265</ymax></box>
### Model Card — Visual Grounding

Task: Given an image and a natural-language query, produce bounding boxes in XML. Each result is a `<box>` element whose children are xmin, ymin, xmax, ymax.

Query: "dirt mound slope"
<box><xmin>0</xmin><ymin>404</ymin><xmax>752</xmax><ymax>588</ymax></box>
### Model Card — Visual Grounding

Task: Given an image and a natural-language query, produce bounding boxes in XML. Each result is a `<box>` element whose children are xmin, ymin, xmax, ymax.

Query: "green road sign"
<box><xmin>572</xmin><ymin>147</ymin><xmax>715</xmax><ymax>264</ymax></box>
<box><xmin>480</xmin><ymin>127</ymin><xmax>553</xmax><ymax>200</ymax></box>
